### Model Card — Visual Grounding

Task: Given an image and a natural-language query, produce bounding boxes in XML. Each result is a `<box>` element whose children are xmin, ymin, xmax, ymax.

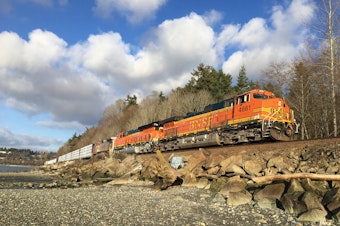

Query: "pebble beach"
<box><xmin>0</xmin><ymin>171</ymin><xmax>336</xmax><ymax>226</ymax></box>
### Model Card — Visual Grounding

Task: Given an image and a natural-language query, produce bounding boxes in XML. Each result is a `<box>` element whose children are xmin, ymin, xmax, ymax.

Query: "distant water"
<box><xmin>0</xmin><ymin>165</ymin><xmax>34</xmax><ymax>172</ymax></box>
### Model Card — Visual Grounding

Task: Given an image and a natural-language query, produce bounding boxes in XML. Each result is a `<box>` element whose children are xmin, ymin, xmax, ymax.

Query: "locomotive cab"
<box><xmin>243</xmin><ymin>89</ymin><xmax>298</xmax><ymax>141</ymax></box>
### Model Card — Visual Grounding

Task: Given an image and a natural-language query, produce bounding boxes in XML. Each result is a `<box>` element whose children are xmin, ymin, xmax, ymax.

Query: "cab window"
<box><xmin>237</xmin><ymin>94</ymin><xmax>250</xmax><ymax>104</ymax></box>
<box><xmin>253</xmin><ymin>93</ymin><xmax>268</xmax><ymax>99</ymax></box>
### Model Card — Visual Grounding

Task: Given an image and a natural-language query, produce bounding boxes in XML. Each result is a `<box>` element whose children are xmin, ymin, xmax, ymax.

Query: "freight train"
<box><xmin>45</xmin><ymin>89</ymin><xmax>299</xmax><ymax>165</ymax></box>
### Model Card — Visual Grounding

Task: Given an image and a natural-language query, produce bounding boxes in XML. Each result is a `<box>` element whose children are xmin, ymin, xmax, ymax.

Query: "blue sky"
<box><xmin>0</xmin><ymin>0</ymin><xmax>315</xmax><ymax>152</ymax></box>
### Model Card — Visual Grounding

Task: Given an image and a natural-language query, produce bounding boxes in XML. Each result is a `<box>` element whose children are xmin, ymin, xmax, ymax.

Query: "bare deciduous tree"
<box><xmin>288</xmin><ymin>59</ymin><xmax>314</xmax><ymax>139</ymax></box>
<box><xmin>313</xmin><ymin>0</ymin><xmax>339</xmax><ymax>137</ymax></box>
<box><xmin>261</xmin><ymin>61</ymin><xmax>291</xmax><ymax>96</ymax></box>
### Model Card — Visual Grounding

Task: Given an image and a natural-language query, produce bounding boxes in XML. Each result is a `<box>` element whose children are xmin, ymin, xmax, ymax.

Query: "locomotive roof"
<box><xmin>138</xmin><ymin>122</ymin><xmax>160</xmax><ymax>130</ymax></box>
<box><xmin>159</xmin><ymin>116</ymin><xmax>184</xmax><ymax>125</ymax></box>
<box><xmin>244</xmin><ymin>89</ymin><xmax>275</xmax><ymax>97</ymax></box>
<box><xmin>125</xmin><ymin>128</ymin><xmax>140</xmax><ymax>135</ymax></box>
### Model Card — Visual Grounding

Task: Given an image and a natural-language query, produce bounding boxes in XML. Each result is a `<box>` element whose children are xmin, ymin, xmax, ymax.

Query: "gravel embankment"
<box><xmin>0</xmin><ymin>184</ymin><xmax>335</xmax><ymax>226</ymax></box>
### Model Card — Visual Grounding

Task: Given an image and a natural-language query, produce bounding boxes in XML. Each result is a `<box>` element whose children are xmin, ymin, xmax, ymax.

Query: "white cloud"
<box><xmin>36</xmin><ymin>120</ymin><xmax>86</xmax><ymax>131</ymax></box>
<box><xmin>0</xmin><ymin>0</ymin><xmax>315</xmax><ymax>136</ymax></box>
<box><xmin>0</xmin><ymin>127</ymin><xmax>62</xmax><ymax>151</ymax></box>
<box><xmin>202</xmin><ymin>10</ymin><xmax>223</xmax><ymax>26</ymax></box>
<box><xmin>0</xmin><ymin>30</ymin><xmax>66</xmax><ymax>72</ymax></box>
<box><xmin>73</xmin><ymin>12</ymin><xmax>218</xmax><ymax>95</ymax></box>
<box><xmin>0</xmin><ymin>29</ymin><xmax>110</xmax><ymax>126</ymax></box>
<box><xmin>93</xmin><ymin>0</ymin><xmax>167</xmax><ymax>23</ymax></box>
<box><xmin>130</xmin><ymin>12</ymin><xmax>218</xmax><ymax>88</ymax></box>
<box><xmin>0</xmin><ymin>12</ymin><xmax>218</xmax><ymax>131</ymax></box>
<box><xmin>233</xmin><ymin>18</ymin><xmax>269</xmax><ymax>47</ymax></box>
<box><xmin>79</xmin><ymin>32</ymin><xmax>135</xmax><ymax>78</ymax></box>
<box><xmin>220</xmin><ymin>0</ymin><xmax>315</xmax><ymax>80</ymax></box>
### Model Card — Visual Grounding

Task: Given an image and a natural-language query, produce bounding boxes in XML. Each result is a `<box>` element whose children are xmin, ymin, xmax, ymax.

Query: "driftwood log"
<box><xmin>196</xmin><ymin>173</ymin><xmax>219</xmax><ymax>179</ymax></box>
<box><xmin>251</xmin><ymin>173</ymin><xmax>340</xmax><ymax>184</ymax></box>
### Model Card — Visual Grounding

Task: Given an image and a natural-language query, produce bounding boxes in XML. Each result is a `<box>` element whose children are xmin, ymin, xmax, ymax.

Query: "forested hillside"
<box><xmin>0</xmin><ymin>148</ymin><xmax>56</xmax><ymax>165</ymax></box>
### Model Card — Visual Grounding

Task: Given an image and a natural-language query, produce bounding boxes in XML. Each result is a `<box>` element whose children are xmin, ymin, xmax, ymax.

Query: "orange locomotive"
<box><xmin>113</xmin><ymin>122</ymin><xmax>164</xmax><ymax>153</ymax></box>
<box><xmin>112</xmin><ymin>89</ymin><xmax>299</xmax><ymax>154</ymax></box>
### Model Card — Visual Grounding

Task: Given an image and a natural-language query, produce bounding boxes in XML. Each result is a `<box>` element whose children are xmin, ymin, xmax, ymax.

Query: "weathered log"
<box><xmin>252</xmin><ymin>173</ymin><xmax>340</xmax><ymax>184</ymax></box>
<box><xmin>196</xmin><ymin>173</ymin><xmax>218</xmax><ymax>179</ymax></box>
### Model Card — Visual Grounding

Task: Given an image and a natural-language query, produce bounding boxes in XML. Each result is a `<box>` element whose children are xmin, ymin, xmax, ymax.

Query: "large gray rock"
<box><xmin>204</xmin><ymin>154</ymin><xmax>225</xmax><ymax>169</ymax></box>
<box><xmin>286</xmin><ymin>179</ymin><xmax>305</xmax><ymax>195</ymax></box>
<box><xmin>327</xmin><ymin>200</ymin><xmax>340</xmax><ymax>217</ymax></box>
<box><xmin>326</xmin><ymin>165</ymin><xmax>339</xmax><ymax>174</ymax></box>
<box><xmin>179</xmin><ymin>169</ymin><xmax>197</xmax><ymax>185</ymax></box>
<box><xmin>297</xmin><ymin>192</ymin><xmax>328</xmax><ymax>222</ymax></box>
<box><xmin>254</xmin><ymin>183</ymin><xmax>285</xmax><ymax>201</ymax></box>
<box><xmin>243</xmin><ymin>160</ymin><xmax>263</xmax><ymax>176</ymax></box>
<box><xmin>281</xmin><ymin>193</ymin><xmax>307</xmax><ymax>216</ymax></box>
<box><xmin>219</xmin><ymin>155</ymin><xmax>243</xmax><ymax>175</ymax></box>
<box><xmin>256</xmin><ymin>198</ymin><xmax>277</xmax><ymax>209</ymax></box>
<box><xmin>322</xmin><ymin>187</ymin><xmax>340</xmax><ymax>206</ymax></box>
<box><xmin>218</xmin><ymin>176</ymin><xmax>251</xmax><ymax>206</ymax></box>
<box><xmin>185</xmin><ymin>149</ymin><xmax>207</xmax><ymax>172</ymax></box>
<box><xmin>219</xmin><ymin>176</ymin><xmax>246</xmax><ymax>198</ymax></box>
<box><xmin>281</xmin><ymin>179</ymin><xmax>306</xmax><ymax>216</ymax></box>
<box><xmin>227</xmin><ymin>190</ymin><xmax>253</xmax><ymax>206</ymax></box>
<box><xmin>301</xmin><ymin>191</ymin><xmax>326</xmax><ymax>210</ymax></box>
<box><xmin>254</xmin><ymin>183</ymin><xmax>285</xmax><ymax>209</ymax></box>
<box><xmin>267</xmin><ymin>156</ymin><xmax>287</xmax><ymax>171</ymax></box>
<box><xmin>322</xmin><ymin>187</ymin><xmax>340</xmax><ymax>220</ymax></box>
<box><xmin>206</xmin><ymin>166</ymin><xmax>220</xmax><ymax>175</ymax></box>
<box><xmin>225</xmin><ymin>164</ymin><xmax>246</xmax><ymax>175</ymax></box>
<box><xmin>195</xmin><ymin>178</ymin><xmax>210</xmax><ymax>189</ymax></box>
<box><xmin>301</xmin><ymin>178</ymin><xmax>329</xmax><ymax>197</ymax></box>
<box><xmin>298</xmin><ymin>209</ymin><xmax>327</xmax><ymax>222</ymax></box>
<box><xmin>209</xmin><ymin>177</ymin><xmax>228</xmax><ymax>193</ymax></box>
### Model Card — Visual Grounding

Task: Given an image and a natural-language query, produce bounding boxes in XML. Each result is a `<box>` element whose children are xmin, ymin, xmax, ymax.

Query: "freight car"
<box><xmin>93</xmin><ymin>139</ymin><xmax>113</xmax><ymax>155</ymax></box>
<box><xmin>55</xmin><ymin>144</ymin><xmax>94</xmax><ymax>163</ymax></box>
<box><xmin>45</xmin><ymin>89</ymin><xmax>299</xmax><ymax>164</ymax></box>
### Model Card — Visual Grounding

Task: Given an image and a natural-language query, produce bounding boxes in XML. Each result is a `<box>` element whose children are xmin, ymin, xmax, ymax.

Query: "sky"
<box><xmin>0</xmin><ymin>0</ymin><xmax>315</xmax><ymax>152</ymax></box>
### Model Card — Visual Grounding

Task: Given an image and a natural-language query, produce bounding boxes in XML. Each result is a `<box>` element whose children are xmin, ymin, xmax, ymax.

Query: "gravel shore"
<box><xmin>0</xmin><ymin>185</ymin><xmax>335</xmax><ymax>226</ymax></box>
<box><xmin>0</xmin><ymin>170</ymin><xmax>55</xmax><ymax>189</ymax></box>
<box><xmin>0</xmin><ymin>171</ymin><xmax>336</xmax><ymax>226</ymax></box>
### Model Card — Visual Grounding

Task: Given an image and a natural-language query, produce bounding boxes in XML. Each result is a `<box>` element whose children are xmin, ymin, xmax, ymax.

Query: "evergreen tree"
<box><xmin>184</xmin><ymin>63</ymin><xmax>232</xmax><ymax>101</ymax></box>
<box><xmin>125</xmin><ymin>94</ymin><xmax>137</xmax><ymax>107</ymax></box>
<box><xmin>158</xmin><ymin>91</ymin><xmax>166</xmax><ymax>103</ymax></box>
<box><xmin>235</xmin><ymin>65</ymin><xmax>252</xmax><ymax>92</ymax></box>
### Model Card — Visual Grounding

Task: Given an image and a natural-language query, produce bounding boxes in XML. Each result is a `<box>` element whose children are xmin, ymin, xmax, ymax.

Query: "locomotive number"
<box><xmin>189</xmin><ymin>116</ymin><xmax>211</xmax><ymax>130</ymax></box>
<box><xmin>239</xmin><ymin>105</ymin><xmax>251</xmax><ymax>112</ymax></box>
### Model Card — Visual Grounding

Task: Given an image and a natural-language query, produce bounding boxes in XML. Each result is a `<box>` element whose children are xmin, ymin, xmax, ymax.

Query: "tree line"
<box><xmin>57</xmin><ymin>0</ymin><xmax>340</xmax><ymax>155</ymax></box>
<box><xmin>0</xmin><ymin>147</ymin><xmax>56</xmax><ymax>165</ymax></box>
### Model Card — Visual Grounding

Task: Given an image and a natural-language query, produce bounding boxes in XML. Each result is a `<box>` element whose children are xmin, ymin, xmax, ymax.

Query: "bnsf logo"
<box><xmin>189</xmin><ymin>116</ymin><xmax>212</xmax><ymax>130</ymax></box>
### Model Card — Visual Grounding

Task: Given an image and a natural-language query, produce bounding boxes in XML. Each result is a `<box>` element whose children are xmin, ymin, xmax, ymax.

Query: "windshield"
<box><xmin>253</xmin><ymin>93</ymin><xmax>269</xmax><ymax>99</ymax></box>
